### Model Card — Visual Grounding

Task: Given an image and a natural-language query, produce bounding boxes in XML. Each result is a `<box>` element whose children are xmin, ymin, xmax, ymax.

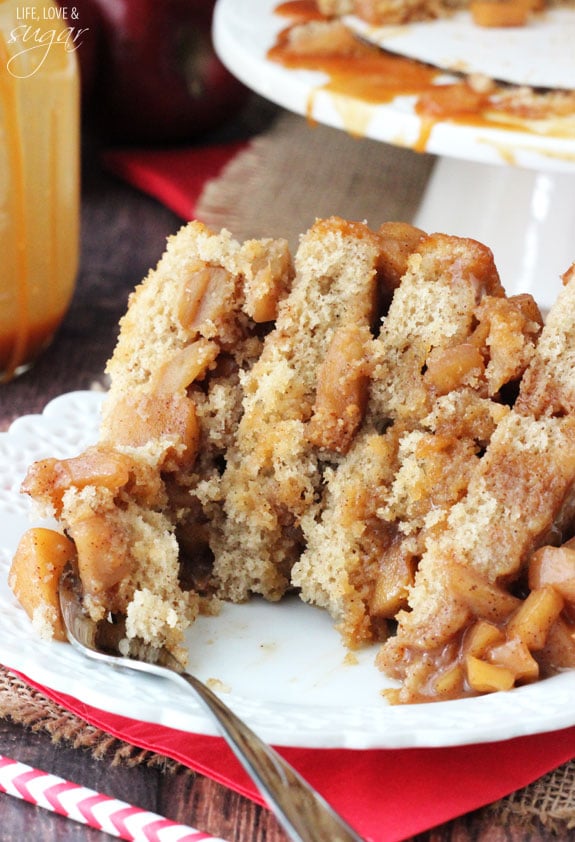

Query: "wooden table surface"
<box><xmin>0</xmin><ymin>111</ymin><xmax>570</xmax><ymax>842</ymax></box>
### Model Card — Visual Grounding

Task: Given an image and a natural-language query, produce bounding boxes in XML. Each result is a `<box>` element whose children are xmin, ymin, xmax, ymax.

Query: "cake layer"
<box><xmin>293</xmin><ymin>233</ymin><xmax>541</xmax><ymax>646</ymax></box>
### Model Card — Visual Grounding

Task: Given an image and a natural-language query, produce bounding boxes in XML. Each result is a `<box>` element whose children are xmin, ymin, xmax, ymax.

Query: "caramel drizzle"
<box><xmin>268</xmin><ymin>1</ymin><xmax>573</xmax><ymax>150</ymax></box>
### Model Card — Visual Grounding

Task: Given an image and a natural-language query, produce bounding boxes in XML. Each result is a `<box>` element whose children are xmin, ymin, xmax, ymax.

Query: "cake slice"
<box><xmin>378</xmin><ymin>263</ymin><xmax>575</xmax><ymax>701</ymax></box>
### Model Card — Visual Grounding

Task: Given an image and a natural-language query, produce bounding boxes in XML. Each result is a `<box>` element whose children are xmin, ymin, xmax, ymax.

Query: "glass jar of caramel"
<box><xmin>0</xmin><ymin>0</ymin><xmax>79</xmax><ymax>382</ymax></box>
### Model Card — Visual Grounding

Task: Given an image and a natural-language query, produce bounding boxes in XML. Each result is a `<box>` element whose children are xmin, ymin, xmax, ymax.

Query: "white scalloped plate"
<box><xmin>3</xmin><ymin>392</ymin><xmax>575</xmax><ymax>749</ymax></box>
<box><xmin>344</xmin><ymin>8</ymin><xmax>575</xmax><ymax>90</ymax></box>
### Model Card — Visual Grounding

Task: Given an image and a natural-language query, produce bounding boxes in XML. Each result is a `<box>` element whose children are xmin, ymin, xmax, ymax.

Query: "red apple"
<box><xmin>84</xmin><ymin>0</ymin><xmax>248</xmax><ymax>144</ymax></box>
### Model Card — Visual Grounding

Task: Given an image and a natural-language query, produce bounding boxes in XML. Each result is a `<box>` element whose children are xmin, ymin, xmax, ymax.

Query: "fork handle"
<box><xmin>179</xmin><ymin>672</ymin><xmax>364</xmax><ymax>842</ymax></box>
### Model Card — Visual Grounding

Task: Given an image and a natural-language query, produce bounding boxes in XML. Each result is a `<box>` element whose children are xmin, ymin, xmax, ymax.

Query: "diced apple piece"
<box><xmin>424</xmin><ymin>343</ymin><xmax>485</xmax><ymax>395</ymax></box>
<box><xmin>178</xmin><ymin>265</ymin><xmax>234</xmax><ymax>331</ymax></box>
<box><xmin>448</xmin><ymin>564</ymin><xmax>521</xmax><ymax>623</ymax></box>
<box><xmin>70</xmin><ymin>515</ymin><xmax>131</xmax><ymax>598</ymax></box>
<box><xmin>370</xmin><ymin>548</ymin><xmax>416</xmax><ymax>618</ymax></box>
<box><xmin>487</xmin><ymin>638</ymin><xmax>539</xmax><ymax>683</ymax></box>
<box><xmin>434</xmin><ymin>663</ymin><xmax>465</xmax><ymax>698</ymax></box>
<box><xmin>58</xmin><ymin>447</ymin><xmax>133</xmax><ymax>490</ymax></box>
<box><xmin>463</xmin><ymin>620</ymin><xmax>505</xmax><ymax>658</ymax></box>
<box><xmin>466</xmin><ymin>655</ymin><xmax>515</xmax><ymax>693</ymax></box>
<box><xmin>9</xmin><ymin>528</ymin><xmax>77</xmax><ymax>641</ymax></box>
<box><xmin>153</xmin><ymin>339</ymin><xmax>219</xmax><ymax>395</ymax></box>
<box><xmin>528</xmin><ymin>545</ymin><xmax>575</xmax><ymax>603</ymax></box>
<box><xmin>307</xmin><ymin>324</ymin><xmax>371</xmax><ymax>455</ymax></box>
<box><xmin>242</xmin><ymin>241</ymin><xmax>293</xmax><ymax>323</ymax></box>
<box><xmin>537</xmin><ymin>617</ymin><xmax>575</xmax><ymax>672</ymax></box>
<box><xmin>377</xmin><ymin>222</ymin><xmax>426</xmax><ymax>293</ymax></box>
<box><xmin>21</xmin><ymin>446</ymin><xmax>133</xmax><ymax>515</ymax></box>
<box><xmin>106</xmin><ymin>392</ymin><xmax>199</xmax><ymax>467</ymax></box>
<box><xmin>506</xmin><ymin>586</ymin><xmax>564</xmax><ymax>651</ymax></box>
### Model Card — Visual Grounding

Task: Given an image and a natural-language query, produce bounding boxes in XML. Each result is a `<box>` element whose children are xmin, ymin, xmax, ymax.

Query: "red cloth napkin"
<box><xmin>95</xmin><ymin>144</ymin><xmax>575</xmax><ymax>839</ymax></box>
<box><xmin>12</xmin><ymin>668</ymin><xmax>575</xmax><ymax>842</ymax></box>
<box><xmin>102</xmin><ymin>141</ymin><xmax>248</xmax><ymax>221</ymax></box>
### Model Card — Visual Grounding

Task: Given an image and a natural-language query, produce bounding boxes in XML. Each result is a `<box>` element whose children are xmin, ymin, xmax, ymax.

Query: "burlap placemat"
<box><xmin>196</xmin><ymin>110</ymin><xmax>435</xmax><ymax>246</ymax></box>
<box><xmin>0</xmin><ymin>666</ymin><xmax>180</xmax><ymax>773</ymax></box>
<box><xmin>2</xmin><ymin>109</ymin><xmax>575</xmax><ymax>831</ymax></box>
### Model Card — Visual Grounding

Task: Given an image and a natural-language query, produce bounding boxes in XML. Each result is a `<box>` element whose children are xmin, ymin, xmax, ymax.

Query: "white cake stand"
<box><xmin>213</xmin><ymin>0</ymin><xmax>575</xmax><ymax>311</ymax></box>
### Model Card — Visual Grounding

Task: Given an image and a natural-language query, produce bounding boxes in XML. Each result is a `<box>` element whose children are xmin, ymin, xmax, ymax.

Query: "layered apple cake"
<box><xmin>10</xmin><ymin>216</ymin><xmax>575</xmax><ymax>702</ymax></box>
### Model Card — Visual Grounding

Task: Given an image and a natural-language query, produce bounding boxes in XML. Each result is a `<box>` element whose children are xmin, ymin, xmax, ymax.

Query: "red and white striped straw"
<box><xmin>0</xmin><ymin>754</ymin><xmax>228</xmax><ymax>841</ymax></box>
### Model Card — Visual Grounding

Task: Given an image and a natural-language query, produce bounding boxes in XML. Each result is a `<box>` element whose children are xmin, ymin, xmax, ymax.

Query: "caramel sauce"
<box><xmin>269</xmin><ymin>19</ymin><xmax>440</xmax><ymax>104</ymax></box>
<box><xmin>267</xmin><ymin>3</ymin><xmax>571</xmax><ymax>148</ymax></box>
<box><xmin>274</xmin><ymin>0</ymin><xmax>324</xmax><ymax>20</ymax></box>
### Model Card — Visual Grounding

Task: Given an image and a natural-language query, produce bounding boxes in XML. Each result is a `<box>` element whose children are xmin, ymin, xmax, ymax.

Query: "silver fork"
<box><xmin>58</xmin><ymin>566</ymin><xmax>365</xmax><ymax>842</ymax></box>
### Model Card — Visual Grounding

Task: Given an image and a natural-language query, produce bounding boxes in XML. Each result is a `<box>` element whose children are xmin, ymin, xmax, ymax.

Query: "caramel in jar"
<box><xmin>0</xmin><ymin>0</ymin><xmax>79</xmax><ymax>381</ymax></box>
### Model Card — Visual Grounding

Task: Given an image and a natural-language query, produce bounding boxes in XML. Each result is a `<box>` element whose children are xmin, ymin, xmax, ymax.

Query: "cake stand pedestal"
<box><xmin>414</xmin><ymin>158</ymin><xmax>575</xmax><ymax>311</ymax></box>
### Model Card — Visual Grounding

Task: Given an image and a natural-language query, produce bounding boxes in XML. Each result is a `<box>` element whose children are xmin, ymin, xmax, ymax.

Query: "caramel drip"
<box><xmin>267</xmin><ymin>3</ymin><xmax>567</xmax><ymax>145</ymax></box>
<box><xmin>0</xmin><ymin>31</ymin><xmax>29</xmax><ymax>381</ymax></box>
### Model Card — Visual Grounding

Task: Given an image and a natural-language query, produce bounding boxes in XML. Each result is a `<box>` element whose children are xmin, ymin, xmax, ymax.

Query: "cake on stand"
<box><xmin>213</xmin><ymin>0</ymin><xmax>575</xmax><ymax>311</ymax></box>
